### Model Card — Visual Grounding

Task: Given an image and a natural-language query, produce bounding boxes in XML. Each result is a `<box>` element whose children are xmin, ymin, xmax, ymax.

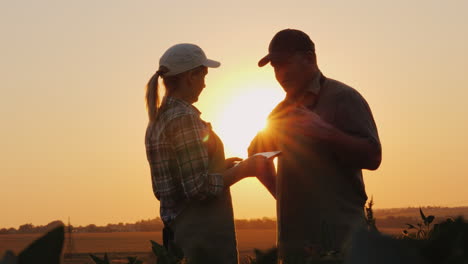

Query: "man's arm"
<box><xmin>255</xmin><ymin>161</ymin><xmax>277</xmax><ymax>198</ymax></box>
<box><xmin>323</xmin><ymin>125</ymin><xmax>381</xmax><ymax>170</ymax></box>
<box><xmin>248</xmin><ymin>101</ymin><xmax>288</xmax><ymax>156</ymax></box>
<box><xmin>248</xmin><ymin>124</ymin><xmax>279</xmax><ymax>198</ymax></box>
<box><xmin>331</xmin><ymin>90</ymin><xmax>381</xmax><ymax>170</ymax></box>
<box><xmin>291</xmin><ymin>90</ymin><xmax>381</xmax><ymax>170</ymax></box>
<box><xmin>248</xmin><ymin>129</ymin><xmax>278</xmax><ymax>156</ymax></box>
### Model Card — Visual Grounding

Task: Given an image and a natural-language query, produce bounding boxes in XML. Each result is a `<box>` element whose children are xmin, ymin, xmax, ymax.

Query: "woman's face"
<box><xmin>188</xmin><ymin>66</ymin><xmax>208</xmax><ymax>103</ymax></box>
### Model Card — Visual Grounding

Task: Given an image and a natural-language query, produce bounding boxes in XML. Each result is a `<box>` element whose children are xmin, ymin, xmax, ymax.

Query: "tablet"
<box><xmin>252</xmin><ymin>151</ymin><xmax>282</xmax><ymax>159</ymax></box>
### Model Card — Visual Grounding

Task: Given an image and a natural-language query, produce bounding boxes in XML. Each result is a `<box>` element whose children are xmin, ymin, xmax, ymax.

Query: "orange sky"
<box><xmin>1</xmin><ymin>0</ymin><xmax>468</xmax><ymax>228</ymax></box>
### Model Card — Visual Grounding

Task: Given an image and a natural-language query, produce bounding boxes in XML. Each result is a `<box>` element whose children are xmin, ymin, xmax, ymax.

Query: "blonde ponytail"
<box><xmin>146</xmin><ymin>71</ymin><xmax>161</xmax><ymax>123</ymax></box>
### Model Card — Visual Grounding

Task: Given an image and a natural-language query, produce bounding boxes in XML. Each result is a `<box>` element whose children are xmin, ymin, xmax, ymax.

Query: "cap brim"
<box><xmin>258</xmin><ymin>54</ymin><xmax>270</xmax><ymax>67</ymax></box>
<box><xmin>258</xmin><ymin>52</ymin><xmax>294</xmax><ymax>67</ymax></box>
<box><xmin>203</xmin><ymin>59</ymin><xmax>221</xmax><ymax>68</ymax></box>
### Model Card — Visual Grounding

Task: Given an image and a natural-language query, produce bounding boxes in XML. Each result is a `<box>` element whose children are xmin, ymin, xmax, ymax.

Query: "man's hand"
<box><xmin>288</xmin><ymin>105</ymin><xmax>381</xmax><ymax>170</ymax></box>
<box><xmin>287</xmin><ymin>105</ymin><xmax>335</xmax><ymax>140</ymax></box>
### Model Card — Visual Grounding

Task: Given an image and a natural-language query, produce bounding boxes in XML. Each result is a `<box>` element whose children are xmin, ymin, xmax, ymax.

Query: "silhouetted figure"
<box><xmin>249</xmin><ymin>29</ymin><xmax>382</xmax><ymax>261</ymax></box>
<box><xmin>145</xmin><ymin>43</ymin><xmax>271</xmax><ymax>263</ymax></box>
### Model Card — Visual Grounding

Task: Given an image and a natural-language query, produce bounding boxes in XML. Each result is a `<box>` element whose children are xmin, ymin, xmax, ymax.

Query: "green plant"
<box><xmin>150</xmin><ymin>240</ymin><xmax>185</xmax><ymax>264</ymax></box>
<box><xmin>421</xmin><ymin>217</ymin><xmax>468</xmax><ymax>264</ymax></box>
<box><xmin>365</xmin><ymin>196</ymin><xmax>378</xmax><ymax>232</ymax></box>
<box><xmin>403</xmin><ymin>208</ymin><xmax>435</xmax><ymax>240</ymax></box>
<box><xmin>244</xmin><ymin>247</ymin><xmax>277</xmax><ymax>264</ymax></box>
<box><xmin>0</xmin><ymin>224</ymin><xmax>64</xmax><ymax>264</ymax></box>
<box><xmin>89</xmin><ymin>253</ymin><xmax>143</xmax><ymax>264</ymax></box>
<box><xmin>89</xmin><ymin>240</ymin><xmax>182</xmax><ymax>264</ymax></box>
<box><xmin>89</xmin><ymin>253</ymin><xmax>110</xmax><ymax>264</ymax></box>
<box><xmin>126</xmin><ymin>256</ymin><xmax>144</xmax><ymax>264</ymax></box>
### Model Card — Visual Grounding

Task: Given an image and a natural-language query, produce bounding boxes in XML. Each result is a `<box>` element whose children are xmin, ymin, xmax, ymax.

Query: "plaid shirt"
<box><xmin>145</xmin><ymin>96</ymin><xmax>224</xmax><ymax>224</ymax></box>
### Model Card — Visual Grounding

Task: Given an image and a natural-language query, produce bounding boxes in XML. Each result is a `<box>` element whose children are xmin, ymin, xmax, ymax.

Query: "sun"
<box><xmin>213</xmin><ymin>86</ymin><xmax>283</xmax><ymax>159</ymax></box>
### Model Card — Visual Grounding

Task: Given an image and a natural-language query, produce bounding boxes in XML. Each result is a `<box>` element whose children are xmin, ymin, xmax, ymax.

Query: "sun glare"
<box><xmin>214</xmin><ymin>86</ymin><xmax>283</xmax><ymax>159</ymax></box>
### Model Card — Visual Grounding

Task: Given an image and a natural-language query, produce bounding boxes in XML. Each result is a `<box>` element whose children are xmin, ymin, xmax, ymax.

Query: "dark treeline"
<box><xmin>0</xmin><ymin>217</ymin><xmax>277</xmax><ymax>234</ymax></box>
<box><xmin>0</xmin><ymin>216</ymin><xmax>429</xmax><ymax>234</ymax></box>
<box><xmin>3</xmin><ymin>206</ymin><xmax>468</xmax><ymax>234</ymax></box>
<box><xmin>373</xmin><ymin>206</ymin><xmax>468</xmax><ymax>218</ymax></box>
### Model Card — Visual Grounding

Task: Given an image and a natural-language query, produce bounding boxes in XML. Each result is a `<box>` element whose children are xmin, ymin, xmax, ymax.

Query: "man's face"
<box><xmin>271</xmin><ymin>52</ymin><xmax>308</xmax><ymax>95</ymax></box>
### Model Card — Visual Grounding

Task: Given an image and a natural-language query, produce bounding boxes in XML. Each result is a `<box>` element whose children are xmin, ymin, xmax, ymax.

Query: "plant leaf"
<box><xmin>150</xmin><ymin>240</ymin><xmax>177</xmax><ymax>264</ymax></box>
<box><xmin>417</xmin><ymin>230</ymin><xmax>422</xmax><ymax>239</ymax></box>
<box><xmin>426</xmin><ymin>215</ymin><xmax>435</xmax><ymax>225</ymax></box>
<box><xmin>420</xmin><ymin>208</ymin><xmax>427</xmax><ymax>221</ymax></box>
<box><xmin>150</xmin><ymin>240</ymin><xmax>168</xmax><ymax>257</ymax></box>
<box><xmin>406</xmin><ymin>223</ymin><xmax>415</xmax><ymax>229</ymax></box>
<box><xmin>126</xmin><ymin>256</ymin><xmax>143</xmax><ymax>264</ymax></box>
<box><xmin>0</xmin><ymin>251</ymin><xmax>18</xmax><ymax>264</ymax></box>
<box><xmin>18</xmin><ymin>225</ymin><xmax>64</xmax><ymax>264</ymax></box>
<box><xmin>89</xmin><ymin>254</ymin><xmax>109</xmax><ymax>264</ymax></box>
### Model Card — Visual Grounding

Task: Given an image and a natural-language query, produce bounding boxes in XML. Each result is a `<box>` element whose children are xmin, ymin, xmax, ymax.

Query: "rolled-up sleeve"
<box><xmin>248</xmin><ymin>103</ymin><xmax>284</xmax><ymax>156</ymax></box>
<box><xmin>248</xmin><ymin>127</ymin><xmax>278</xmax><ymax>156</ymax></box>
<box><xmin>166</xmin><ymin>113</ymin><xmax>224</xmax><ymax>200</ymax></box>
<box><xmin>334</xmin><ymin>90</ymin><xmax>381</xmax><ymax>148</ymax></box>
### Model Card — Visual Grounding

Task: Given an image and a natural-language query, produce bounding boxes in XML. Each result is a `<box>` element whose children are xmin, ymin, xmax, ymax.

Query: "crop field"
<box><xmin>0</xmin><ymin>228</ymin><xmax>403</xmax><ymax>263</ymax></box>
<box><xmin>1</xmin><ymin>229</ymin><xmax>277</xmax><ymax>264</ymax></box>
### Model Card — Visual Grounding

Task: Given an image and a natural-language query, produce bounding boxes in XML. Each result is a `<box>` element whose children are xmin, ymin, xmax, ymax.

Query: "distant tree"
<box><xmin>234</xmin><ymin>218</ymin><xmax>276</xmax><ymax>229</ymax></box>
<box><xmin>84</xmin><ymin>224</ymin><xmax>99</xmax><ymax>233</ymax></box>
<box><xmin>18</xmin><ymin>224</ymin><xmax>34</xmax><ymax>233</ymax></box>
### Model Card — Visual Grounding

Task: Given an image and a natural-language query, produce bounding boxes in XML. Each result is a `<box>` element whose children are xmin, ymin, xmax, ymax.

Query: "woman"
<box><xmin>145</xmin><ymin>43</ymin><xmax>269</xmax><ymax>263</ymax></box>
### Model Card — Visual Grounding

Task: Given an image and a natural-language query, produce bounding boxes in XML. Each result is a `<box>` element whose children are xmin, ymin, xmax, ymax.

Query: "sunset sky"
<box><xmin>1</xmin><ymin>0</ymin><xmax>468</xmax><ymax>228</ymax></box>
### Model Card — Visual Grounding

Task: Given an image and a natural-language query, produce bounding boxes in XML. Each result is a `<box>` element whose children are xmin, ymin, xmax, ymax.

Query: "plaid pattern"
<box><xmin>145</xmin><ymin>96</ymin><xmax>224</xmax><ymax>223</ymax></box>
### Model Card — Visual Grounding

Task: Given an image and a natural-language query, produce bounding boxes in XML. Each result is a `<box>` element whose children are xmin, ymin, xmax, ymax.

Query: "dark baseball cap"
<box><xmin>258</xmin><ymin>29</ymin><xmax>315</xmax><ymax>67</ymax></box>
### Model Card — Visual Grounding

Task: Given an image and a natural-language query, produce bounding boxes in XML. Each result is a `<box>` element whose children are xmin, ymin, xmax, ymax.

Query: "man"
<box><xmin>248</xmin><ymin>29</ymin><xmax>382</xmax><ymax>261</ymax></box>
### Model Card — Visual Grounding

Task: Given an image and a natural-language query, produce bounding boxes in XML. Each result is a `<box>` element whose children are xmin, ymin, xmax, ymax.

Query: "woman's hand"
<box><xmin>225</xmin><ymin>157</ymin><xmax>243</xmax><ymax>169</ymax></box>
<box><xmin>236</xmin><ymin>155</ymin><xmax>271</xmax><ymax>177</ymax></box>
<box><xmin>222</xmin><ymin>155</ymin><xmax>274</xmax><ymax>188</ymax></box>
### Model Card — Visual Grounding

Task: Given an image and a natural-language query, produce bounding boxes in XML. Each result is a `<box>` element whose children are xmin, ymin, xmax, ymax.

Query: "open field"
<box><xmin>0</xmin><ymin>227</ymin><xmax>405</xmax><ymax>263</ymax></box>
<box><xmin>1</xmin><ymin>230</ymin><xmax>277</xmax><ymax>264</ymax></box>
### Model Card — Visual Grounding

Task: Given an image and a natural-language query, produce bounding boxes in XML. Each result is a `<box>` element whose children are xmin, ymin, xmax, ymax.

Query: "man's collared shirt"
<box><xmin>248</xmin><ymin>71</ymin><xmax>381</xmax><ymax>253</ymax></box>
<box><xmin>145</xmin><ymin>96</ymin><xmax>224</xmax><ymax>224</ymax></box>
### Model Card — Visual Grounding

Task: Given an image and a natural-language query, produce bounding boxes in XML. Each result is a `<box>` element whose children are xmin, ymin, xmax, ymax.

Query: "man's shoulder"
<box><xmin>267</xmin><ymin>99</ymin><xmax>290</xmax><ymax>119</ymax></box>
<box><xmin>324</xmin><ymin>77</ymin><xmax>366</xmax><ymax>102</ymax></box>
<box><xmin>324</xmin><ymin>77</ymin><xmax>355</xmax><ymax>94</ymax></box>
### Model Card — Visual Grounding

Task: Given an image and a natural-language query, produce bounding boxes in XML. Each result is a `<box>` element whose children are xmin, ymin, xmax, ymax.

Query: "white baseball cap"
<box><xmin>159</xmin><ymin>43</ymin><xmax>220</xmax><ymax>76</ymax></box>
